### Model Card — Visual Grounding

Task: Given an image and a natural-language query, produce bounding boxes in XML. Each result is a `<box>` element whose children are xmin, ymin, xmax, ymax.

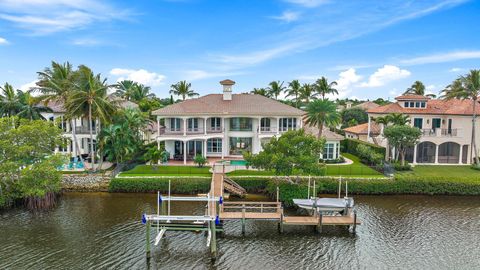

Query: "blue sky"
<box><xmin>0</xmin><ymin>0</ymin><xmax>479</xmax><ymax>100</ymax></box>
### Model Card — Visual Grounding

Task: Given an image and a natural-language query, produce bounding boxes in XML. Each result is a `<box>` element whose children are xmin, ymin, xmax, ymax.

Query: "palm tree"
<box><xmin>114</xmin><ymin>80</ymin><xmax>136</xmax><ymax>100</ymax></box>
<box><xmin>169</xmin><ymin>81</ymin><xmax>198</xmax><ymax>100</ymax></box>
<box><xmin>115</xmin><ymin>80</ymin><xmax>155</xmax><ymax>102</ymax></box>
<box><xmin>441</xmin><ymin>70</ymin><xmax>480</xmax><ymax>164</ymax></box>
<box><xmin>0</xmin><ymin>83</ymin><xmax>22</xmax><ymax>117</ymax></box>
<box><xmin>386</xmin><ymin>113</ymin><xmax>410</xmax><ymax>126</ymax></box>
<box><xmin>299</xmin><ymin>83</ymin><xmax>316</xmax><ymax>104</ymax></box>
<box><xmin>286</xmin><ymin>80</ymin><xmax>302</xmax><ymax>108</ymax></box>
<box><xmin>305</xmin><ymin>99</ymin><xmax>340</xmax><ymax>138</ymax></box>
<box><xmin>314</xmin><ymin>77</ymin><xmax>338</xmax><ymax>100</ymax></box>
<box><xmin>17</xmin><ymin>91</ymin><xmax>52</xmax><ymax>120</ymax></box>
<box><xmin>251</xmin><ymin>87</ymin><xmax>270</xmax><ymax>97</ymax></box>
<box><xmin>404</xmin><ymin>80</ymin><xmax>426</xmax><ymax>95</ymax></box>
<box><xmin>65</xmin><ymin>65</ymin><xmax>118</xmax><ymax>170</ymax></box>
<box><xmin>34</xmin><ymin>61</ymin><xmax>85</xmax><ymax>160</ymax></box>
<box><xmin>267</xmin><ymin>81</ymin><xmax>285</xmax><ymax>100</ymax></box>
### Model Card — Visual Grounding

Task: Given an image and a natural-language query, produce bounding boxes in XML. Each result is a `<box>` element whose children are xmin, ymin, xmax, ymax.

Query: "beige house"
<box><xmin>361</xmin><ymin>94</ymin><xmax>480</xmax><ymax>165</ymax></box>
<box><xmin>344</xmin><ymin>122</ymin><xmax>380</xmax><ymax>142</ymax></box>
<box><xmin>152</xmin><ymin>80</ymin><xmax>305</xmax><ymax>164</ymax></box>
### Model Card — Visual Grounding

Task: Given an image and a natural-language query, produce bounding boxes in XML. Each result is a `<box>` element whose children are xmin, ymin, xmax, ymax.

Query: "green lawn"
<box><xmin>397</xmin><ymin>165</ymin><xmax>480</xmax><ymax>181</ymax></box>
<box><xmin>325</xmin><ymin>153</ymin><xmax>382</xmax><ymax>177</ymax></box>
<box><xmin>119</xmin><ymin>165</ymin><xmax>212</xmax><ymax>177</ymax></box>
<box><xmin>226</xmin><ymin>153</ymin><xmax>383</xmax><ymax>178</ymax></box>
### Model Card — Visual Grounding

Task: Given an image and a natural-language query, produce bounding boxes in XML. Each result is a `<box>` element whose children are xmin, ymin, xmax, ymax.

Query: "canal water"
<box><xmin>1</xmin><ymin>193</ymin><xmax>479</xmax><ymax>270</ymax></box>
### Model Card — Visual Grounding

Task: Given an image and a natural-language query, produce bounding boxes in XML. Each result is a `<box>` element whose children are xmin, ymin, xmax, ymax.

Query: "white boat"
<box><xmin>292</xmin><ymin>197</ymin><xmax>354</xmax><ymax>213</ymax></box>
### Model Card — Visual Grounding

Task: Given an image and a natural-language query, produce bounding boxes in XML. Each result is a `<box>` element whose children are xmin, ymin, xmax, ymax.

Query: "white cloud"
<box><xmin>0</xmin><ymin>37</ymin><xmax>8</xmax><ymax>45</ymax></box>
<box><xmin>449</xmin><ymin>67</ymin><xmax>464</xmax><ymax>72</ymax></box>
<box><xmin>400</xmin><ymin>50</ymin><xmax>480</xmax><ymax>65</ymax></box>
<box><xmin>360</xmin><ymin>65</ymin><xmax>411</xmax><ymax>87</ymax></box>
<box><xmin>270</xmin><ymin>11</ymin><xmax>300</xmax><ymax>22</ymax></box>
<box><xmin>426</xmin><ymin>84</ymin><xmax>436</xmax><ymax>90</ymax></box>
<box><xmin>0</xmin><ymin>0</ymin><xmax>130</xmax><ymax>35</ymax></box>
<box><xmin>71</xmin><ymin>38</ymin><xmax>102</xmax><ymax>46</ymax></box>
<box><xmin>283</xmin><ymin>0</ymin><xmax>330</xmax><ymax>8</ymax></box>
<box><xmin>389</xmin><ymin>89</ymin><xmax>398</xmax><ymax>96</ymax></box>
<box><xmin>109</xmin><ymin>68</ymin><xmax>166</xmax><ymax>86</ymax></box>
<box><xmin>334</xmin><ymin>68</ymin><xmax>362</xmax><ymax>99</ymax></box>
<box><xmin>19</xmin><ymin>80</ymin><xmax>38</xmax><ymax>92</ymax></box>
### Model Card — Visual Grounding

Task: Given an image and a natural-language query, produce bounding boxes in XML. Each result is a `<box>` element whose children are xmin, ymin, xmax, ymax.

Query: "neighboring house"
<box><xmin>337</xmin><ymin>100</ymin><xmax>380</xmax><ymax>112</ymax></box>
<box><xmin>152</xmin><ymin>79</ymin><xmax>305</xmax><ymax>164</ymax></box>
<box><xmin>364</xmin><ymin>94</ymin><xmax>480</xmax><ymax>165</ymax></box>
<box><xmin>303</xmin><ymin>124</ymin><xmax>344</xmax><ymax>160</ymax></box>
<box><xmin>344</xmin><ymin>122</ymin><xmax>380</xmax><ymax>141</ymax></box>
<box><xmin>40</xmin><ymin>97</ymin><xmax>138</xmax><ymax>157</ymax></box>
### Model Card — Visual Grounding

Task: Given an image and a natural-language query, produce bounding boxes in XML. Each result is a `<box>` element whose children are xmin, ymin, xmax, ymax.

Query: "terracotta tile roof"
<box><xmin>367</xmin><ymin>99</ymin><xmax>480</xmax><ymax>116</ymax></box>
<box><xmin>354</xmin><ymin>101</ymin><xmax>380</xmax><ymax>110</ymax></box>
<box><xmin>394</xmin><ymin>94</ymin><xmax>430</xmax><ymax>100</ymax></box>
<box><xmin>152</xmin><ymin>94</ymin><xmax>305</xmax><ymax>116</ymax></box>
<box><xmin>343</xmin><ymin>122</ymin><xmax>380</xmax><ymax>135</ymax></box>
<box><xmin>219</xmin><ymin>79</ymin><xmax>235</xmax><ymax>85</ymax></box>
<box><xmin>303</xmin><ymin>124</ymin><xmax>344</xmax><ymax>140</ymax></box>
<box><xmin>44</xmin><ymin>100</ymin><xmax>66</xmax><ymax>113</ymax></box>
<box><xmin>44</xmin><ymin>96</ymin><xmax>138</xmax><ymax>113</ymax></box>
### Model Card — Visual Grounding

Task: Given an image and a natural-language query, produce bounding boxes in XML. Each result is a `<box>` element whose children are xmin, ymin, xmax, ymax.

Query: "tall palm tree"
<box><xmin>387</xmin><ymin>113</ymin><xmax>410</xmax><ymax>126</ymax></box>
<box><xmin>267</xmin><ymin>81</ymin><xmax>285</xmax><ymax>100</ymax></box>
<box><xmin>169</xmin><ymin>81</ymin><xmax>198</xmax><ymax>100</ymax></box>
<box><xmin>441</xmin><ymin>69</ymin><xmax>480</xmax><ymax>164</ymax></box>
<box><xmin>114</xmin><ymin>80</ymin><xmax>136</xmax><ymax>100</ymax></box>
<box><xmin>251</xmin><ymin>87</ymin><xmax>270</xmax><ymax>97</ymax></box>
<box><xmin>17</xmin><ymin>91</ymin><xmax>52</xmax><ymax>120</ymax></box>
<box><xmin>314</xmin><ymin>77</ymin><xmax>338</xmax><ymax>100</ymax></box>
<box><xmin>286</xmin><ymin>80</ymin><xmax>302</xmax><ymax>108</ymax></box>
<box><xmin>0</xmin><ymin>83</ymin><xmax>22</xmax><ymax>117</ymax></box>
<box><xmin>299</xmin><ymin>83</ymin><xmax>316</xmax><ymax>104</ymax></box>
<box><xmin>404</xmin><ymin>80</ymin><xmax>426</xmax><ymax>95</ymax></box>
<box><xmin>35</xmin><ymin>61</ymin><xmax>75</xmax><ymax>103</ymax></box>
<box><xmin>305</xmin><ymin>99</ymin><xmax>340</xmax><ymax>138</ymax></box>
<box><xmin>115</xmin><ymin>80</ymin><xmax>155</xmax><ymax>102</ymax></box>
<box><xmin>65</xmin><ymin>65</ymin><xmax>118</xmax><ymax>170</ymax></box>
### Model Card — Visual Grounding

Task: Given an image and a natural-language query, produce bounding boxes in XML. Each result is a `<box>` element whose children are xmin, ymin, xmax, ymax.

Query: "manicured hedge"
<box><xmin>229</xmin><ymin>177</ymin><xmax>270</xmax><ymax>193</ymax></box>
<box><xmin>120</xmin><ymin>165</ymin><xmax>212</xmax><ymax>176</ymax></box>
<box><xmin>109</xmin><ymin>177</ymin><xmax>211</xmax><ymax>194</ymax></box>
<box><xmin>341</xmin><ymin>138</ymin><xmax>386</xmax><ymax>158</ymax></box>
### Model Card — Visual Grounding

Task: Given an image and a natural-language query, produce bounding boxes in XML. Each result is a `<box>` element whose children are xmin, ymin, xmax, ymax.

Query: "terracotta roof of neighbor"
<box><xmin>394</xmin><ymin>94</ymin><xmax>430</xmax><ymax>100</ymax></box>
<box><xmin>44</xmin><ymin>100</ymin><xmax>66</xmax><ymax>113</ymax></box>
<box><xmin>44</xmin><ymin>96</ymin><xmax>138</xmax><ymax>113</ymax></box>
<box><xmin>343</xmin><ymin>122</ymin><xmax>380</xmax><ymax>135</ymax></box>
<box><xmin>152</xmin><ymin>94</ymin><xmax>305</xmax><ymax>116</ymax></box>
<box><xmin>367</xmin><ymin>99</ymin><xmax>480</xmax><ymax>116</ymax></box>
<box><xmin>220</xmin><ymin>79</ymin><xmax>235</xmax><ymax>85</ymax></box>
<box><xmin>354</xmin><ymin>101</ymin><xmax>380</xmax><ymax>110</ymax></box>
<box><xmin>303</xmin><ymin>124</ymin><xmax>344</xmax><ymax>140</ymax></box>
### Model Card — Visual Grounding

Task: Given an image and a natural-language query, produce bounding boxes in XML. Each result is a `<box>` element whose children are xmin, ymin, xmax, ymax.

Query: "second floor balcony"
<box><xmin>159</xmin><ymin>126</ymin><xmax>224</xmax><ymax>136</ymax></box>
<box><xmin>421</xmin><ymin>128</ymin><xmax>461</xmax><ymax>137</ymax></box>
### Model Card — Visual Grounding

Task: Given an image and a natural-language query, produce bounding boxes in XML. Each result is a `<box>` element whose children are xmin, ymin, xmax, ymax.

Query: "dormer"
<box><xmin>395</xmin><ymin>94</ymin><xmax>430</xmax><ymax>109</ymax></box>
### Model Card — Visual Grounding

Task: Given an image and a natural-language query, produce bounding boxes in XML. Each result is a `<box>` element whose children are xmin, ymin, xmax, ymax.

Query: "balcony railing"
<box><xmin>159</xmin><ymin>127</ymin><xmax>224</xmax><ymax>136</ymax></box>
<box><xmin>206</xmin><ymin>127</ymin><xmax>223</xmax><ymax>133</ymax></box>
<box><xmin>74</xmin><ymin>126</ymin><xmax>97</xmax><ymax>134</ymax></box>
<box><xmin>421</xmin><ymin>128</ymin><xmax>460</xmax><ymax>137</ymax></box>
<box><xmin>259</xmin><ymin>126</ymin><xmax>277</xmax><ymax>133</ymax></box>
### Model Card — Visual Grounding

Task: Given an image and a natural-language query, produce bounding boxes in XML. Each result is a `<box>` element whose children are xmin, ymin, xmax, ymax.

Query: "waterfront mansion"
<box><xmin>351</xmin><ymin>94</ymin><xmax>480</xmax><ymax>165</ymax></box>
<box><xmin>153</xmin><ymin>79</ymin><xmax>342</xmax><ymax>164</ymax></box>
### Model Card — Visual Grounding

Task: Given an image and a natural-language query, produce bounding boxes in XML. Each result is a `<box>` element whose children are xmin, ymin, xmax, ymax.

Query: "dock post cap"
<box><xmin>142</xmin><ymin>214</ymin><xmax>147</xmax><ymax>224</ymax></box>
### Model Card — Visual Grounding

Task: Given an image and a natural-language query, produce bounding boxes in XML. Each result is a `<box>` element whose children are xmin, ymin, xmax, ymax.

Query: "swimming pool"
<box><xmin>217</xmin><ymin>160</ymin><xmax>248</xmax><ymax>166</ymax></box>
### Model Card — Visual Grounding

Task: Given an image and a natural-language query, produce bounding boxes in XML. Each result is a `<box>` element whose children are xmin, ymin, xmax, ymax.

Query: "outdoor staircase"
<box><xmin>223</xmin><ymin>176</ymin><xmax>247</xmax><ymax>197</ymax></box>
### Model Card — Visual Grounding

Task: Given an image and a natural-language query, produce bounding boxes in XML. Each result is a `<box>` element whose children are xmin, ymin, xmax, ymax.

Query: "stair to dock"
<box><xmin>223</xmin><ymin>176</ymin><xmax>247</xmax><ymax>197</ymax></box>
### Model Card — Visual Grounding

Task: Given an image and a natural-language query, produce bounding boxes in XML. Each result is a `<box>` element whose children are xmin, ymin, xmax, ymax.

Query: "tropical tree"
<box><xmin>0</xmin><ymin>83</ymin><xmax>22</xmax><ymax>117</ymax></box>
<box><xmin>441</xmin><ymin>69</ymin><xmax>480</xmax><ymax>164</ymax></box>
<box><xmin>35</xmin><ymin>61</ymin><xmax>75</xmax><ymax>103</ymax></box>
<box><xmin>383</xmin><ymin>125</ymin><xmax>421</xmax><ymax>166</ymax></box>
<box><xmin>267</xmin><ymin>81</ymin><xmax>285</xmax><ymax>100</ymax></box>
<box><xmin>305</xmin><ymin>99</ymin><xmax>340</xmax><ymax>138</ymax></box>
<box><xmin>404</xmin><ymin>80</ymin><xmax>426</xmax><ymax>95</ymax></box>
<box><xmin>115</xmin><ymin>80</ymin><xmax>155</xmax><ymax>102</ymax></box>
<box><xmin>64</xmin><ymin>65</ymin><xmax>118</xmax><ymax>170</ymax></box>
<box><xmin>341</xmin><ymin>107</ymin><xmax>368</xmax><ymax>128</ymax></box>
<box><xmin>286</xmin><ymin>80</ymin><xmax>302</xmax><ymax>108</ymax></box>
<box><xmin>114</xmin><ymin>80</ymin><xmax>136</xmax><ymax>100</ymax></box>
<box><xmin>17</xmin><ymin>92</ymin><xmax>52</xmax><ymax>120</ymax></box>
<box><xmin>386</xmin><ymin>113</ymin><xmax>410</xmax><ymax>126</ymax></box>
<box><xmin>251</xmin><ymin>87</ymin><xmax>270</xmax><ymax>97</ymax></box>
<box><xmin>314</xmin><ymin>77</ymin><xmax>338</xmax><ymax>100</ymax></box>
<box><xmin>244</xmin><ymin>130</ymin><xmax>325</xmax><ymax>176</ymax></box>
<box><xmin>299</xmin><ymin>83</ymin><xmax>315</xmax><ymax>104</ymax></box>
<box><xmin>169</xmin><ymin>80</ymin><xmax>198</xmax><ymax>100</ymax></box>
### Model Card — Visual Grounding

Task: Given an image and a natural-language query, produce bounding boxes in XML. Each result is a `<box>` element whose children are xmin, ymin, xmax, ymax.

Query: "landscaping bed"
<box><xmin>109</xmin><ymin>177</ymin><xmax>211</xmax><ymax>193</ymax></box>
<box><xmin>118</xmin><ymin>165</ymin><xmax>212</xmax><ymax>177</ymax></box>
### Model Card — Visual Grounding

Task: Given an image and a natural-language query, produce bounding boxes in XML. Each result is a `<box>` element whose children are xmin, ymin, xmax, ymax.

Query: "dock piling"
<box><xmin>146</xmin><ymin>220</ymin><xmax>151</xmax><ymax>259</ymax></box>
<box><xmin>241</xmin><ymin>205</ymin><xmax>246</xmax><ymax>235</ymax></box>
<box><xmin>352</xmin><ymin>210</ymin><xmax>357</xmax><ymax>234</ymax></box>
<box><xmin>317</xmin><ymin>213</ymin><xmax>323</xmax><ymax>233</ymax></box>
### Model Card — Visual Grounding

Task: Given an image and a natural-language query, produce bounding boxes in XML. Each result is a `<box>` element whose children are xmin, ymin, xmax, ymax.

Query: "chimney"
<box><xmin>346</xmin><ymin>101</ymin><xmax>353</xmax><ymax>109</ymax></box>
<box><xmin>220</xmin><ymin>79</ymin><xmax>235</xmax><ymax>101</ymax></box>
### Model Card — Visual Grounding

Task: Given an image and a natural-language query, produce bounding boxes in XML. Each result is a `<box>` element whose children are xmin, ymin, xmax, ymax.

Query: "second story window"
<box><xmin>404</xmin><ymin>102</ymin><xmax>409</xmax><ymax>107</ymax></box>
<box><xmin>260</xmin><ymin>118</ymin><xmax>271</xmax><ymax>131</ymax></box>
<box><xmin>210</xmin><ymin>117</ymin><xmax>221</xmax><ymax>131</ymax></box>
<box><xmin>279</xmin><ymin>118</ymin><xmax>297</xmax><ymax>131</ymax></box>
<box><xmin>414</xmin><ymin>118</ymin><xmax>423</xmax><ymax>129</ymax></box>
<box><xmin>187</xmin><ymin>118</ymin><xmax>199</xmax><ymax>131</ymax></box>
<box><xmin>230</xmin><ymin>118</ymin><xmax>252</xmax><ymax>131</ymax></box>
<box><xmin>170</xmin><ymin>118</ymin><xmax>181</xmax><ymax>131</ymax></box>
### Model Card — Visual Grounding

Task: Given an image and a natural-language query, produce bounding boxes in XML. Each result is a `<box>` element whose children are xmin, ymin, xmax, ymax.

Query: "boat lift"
<box><xmin>142</xmin><ymin>180</ymin><xmax>223</xmax><ymax>259</ymax></box>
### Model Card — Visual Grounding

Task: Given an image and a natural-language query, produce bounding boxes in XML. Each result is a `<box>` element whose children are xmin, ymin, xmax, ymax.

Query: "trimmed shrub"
<box><xmin>356</xmin><ymin>144</ymin><xmax>384</xmax><ymax>166</ymax></box>
<box><xmin>109</xmin><ymin>177</ymin><xmax>211</xmax><ymax>194</ymax></box>
<box><xmin>393</xmin><ymin>162</ymin><xmax>412</xmax><ymax>171</ymax></box>
<box><xmin>342</xmin><ymin>138</ymin><xmax>386</xmax><ymax>158</ymax></box>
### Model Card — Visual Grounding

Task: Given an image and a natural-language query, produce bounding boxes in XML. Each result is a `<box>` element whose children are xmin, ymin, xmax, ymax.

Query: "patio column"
<box><xmin>203</xmin><ymin>139</ymin><xmax>207</xmax><ymax>158</ymax></box>
<box><xmin>204</xmin><ymin>117</ymin><xmax>207</xmax><ymax>135</ymax></box>
<box><xmin>258</xmin><ymin>117</ymin><xmax>261</xmax><ymax>135</ymax></box>
<box><xmin>276</xmin><ymin>117</ymin><xmax>280</xmax><ymax>135</ymax></box>
<box><xmin>458</xmin><ymin>145</ymin><xmax>463</xmax><ymax>164</ymax></box>
<box><xmin>221</xmin><ymin>138</ymin><xmax>225</xmax><ymax>159</ymax></box>
<box><xmin>183</xmin><ymin>141</ymin><xmax>187</xmax><ymax>165</ymax></box>
<box><xmin>434</xmin><ymin>144</ymin><xmax>439</xmax><ymax>164</ymax></box>
<box><xmin>157</xmin><ymin>117</ymin><xmax>160</xmax><ymax>137</ymax></box>
<box><xmin>157</xmin><ymin>140</ymin><xmax>161</xmax><ymax>164</ymax></box>
<box><xmin>299</xmin><ymin>117</ymin><xmax>303</xmax><ymax>129</ymax></box>
<box><xmin>183</xmin><ymin>118</ymin><xmax>187</xmax><ymax>136</ymax></box>
<box><xmin>413</xmin><ymin>144</ymin><xmax>417</xmax><ymax>164</ymax></box>
<box><xmin>367</xmin><ymin>116</ymin><xmax>371</xmax><ymax>143</ymax></box>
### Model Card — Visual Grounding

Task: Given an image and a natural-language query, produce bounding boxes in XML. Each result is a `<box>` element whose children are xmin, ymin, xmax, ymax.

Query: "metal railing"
<box><xmin>74</xmin><ymin>126</ymin><xmax>97</xmax><ymax>134</ymax></box>
<box><xmin>421</xmin><ymin>128</ymin><xmax>460</xmax><ymax>137</ymax></box>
